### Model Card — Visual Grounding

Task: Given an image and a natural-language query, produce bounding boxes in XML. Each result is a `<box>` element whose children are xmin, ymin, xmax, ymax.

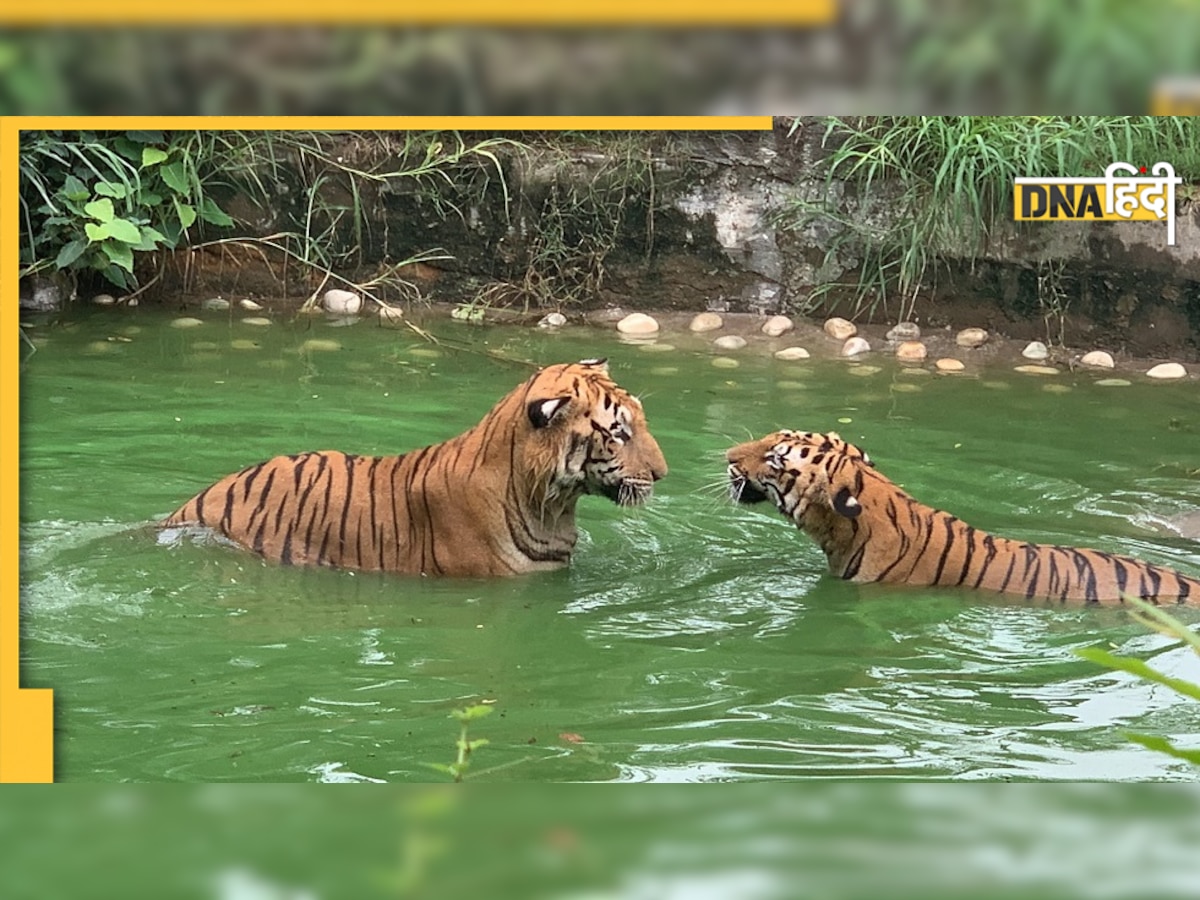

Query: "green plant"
<box><xmin>779</xmin><ymin>115</ymin><xmax>1200</xmax><ymax>321</ymax></box>
<box><xmin>428</xmin><ymin>704</ymin><xmax>493</xmax><ymax>783</ymax></box>
<box><xmin>1076</xmin><ymin>594</ymin><xmax>1200</xmax><ymax>766</ymax></box>
<box><xmin>19</xmin><ymin>130</ymin><xmax>238</xmax><ymax>295</ymax></box>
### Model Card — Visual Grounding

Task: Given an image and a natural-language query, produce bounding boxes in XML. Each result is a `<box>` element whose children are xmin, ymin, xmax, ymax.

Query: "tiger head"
<box><xmin>726</xmin><ymin>430</ymin><xmax>874</xmax><ymax>525</ymax></box>
<box><xmin>518</xmin><ymin>358</ymin><xmax>667</xmax><ymax>507</ymax></box>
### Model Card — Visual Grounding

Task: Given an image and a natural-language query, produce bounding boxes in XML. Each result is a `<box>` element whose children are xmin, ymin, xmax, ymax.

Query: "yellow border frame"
<box><xmin>5</xmin><ymin>2</ymin><xmax>837</xmax><ymax>25</ymax></box>
<box><xmin>2</xmin><ymin>115</ymin><xmax>773</xmax><ymax>782</ymax></box>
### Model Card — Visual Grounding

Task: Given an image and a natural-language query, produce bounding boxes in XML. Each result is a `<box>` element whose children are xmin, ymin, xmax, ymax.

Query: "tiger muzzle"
<box><xmin>728</xmin><ymin>465</ymin><xmax>768</xmax><ymax>504</ymax></box>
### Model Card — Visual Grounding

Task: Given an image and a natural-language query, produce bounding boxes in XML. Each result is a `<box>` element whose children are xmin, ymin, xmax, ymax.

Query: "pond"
<box><xmin>17</xmin><ymin>306</ymin><xmax>1200</xmax><ymax>782</ymax></box>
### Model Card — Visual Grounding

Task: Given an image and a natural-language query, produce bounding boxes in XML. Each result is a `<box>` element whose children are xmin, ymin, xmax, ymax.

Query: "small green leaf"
<box><xmin>139</xmin><ymin>190</ymin><xmax>164</xmax><ymax>206</ymax></box>
<box><xmin>112</xmin><ymin>137</ymin><xmax>143</xmax><ymax>162</ymax></box>
<box><xmin>84</xmin><ymin>222</ymin><xmax>111</xmax><ymax>242</ymax></box>
<box><xmin>174</xmin><ymin>199</ymin><xmax>197</xmax><ymax>229</ymax></box>
<box><xmin>160</xmin><ymin>162</ymin><xmax>190</xmax><ymax>195</ymax></box>
<box><xmin>141</xmin><ymin>147</ymin><xmax>169</xmax><ymax>167</ymax></box>
<box><xmin>94</xmin><ymin>181</ymin><xmax>127</xmax><ymax>199</ymax></box>
<box><xmin>198</xmin><ymin>196</ymin><xmax>235</xmax><ymax>227</ymax></box>
<box><xmin>450</xmin><ymin>704</ymin><xmax>493</xmax><ymax>723</ymax></box>
<box><xmin>55</xmin><ymin>239</ymin><xmax>88</xmax><ymax>269</ymax></box>
<box><xmin>84</xmin><ymin>197</ymin><xmax>115</xmax><ymax>223</ymax></box>
<box><xmin>133</xmin><ymin>225</ymin><xmax>168</xmax><ymax>251</ymax></box>
<box><xmin>61</xmin><ymin>175</ymin><xmax>90</xmax><ymax>202</ymax></box>
<box><xmin>107</xmin><ymin>217</ymin><xmax>142</xmax><ymax>244</ymax></box>
<box><xmin>100</xmin><ymin>263</ymin><xmax>131</xmax><ymax>291</ymax></box>
<box><xmin>101</xmin><ymin>240</ymin><xmax>135</xmax><ymax>273</ymax></box>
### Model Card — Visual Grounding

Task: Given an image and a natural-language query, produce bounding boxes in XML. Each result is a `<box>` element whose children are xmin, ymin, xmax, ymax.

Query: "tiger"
<box><xmin>726</xmin><ymin>429</ymin><xmax>1199</xmax><ymax>604</ymax></box>
<box><xmin>161</xmin><ymin>358</ymin><xmax>667</xmax><ymax>577</ymax></box>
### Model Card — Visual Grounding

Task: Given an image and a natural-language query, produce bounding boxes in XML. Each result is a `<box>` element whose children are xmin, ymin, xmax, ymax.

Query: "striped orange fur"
<box><xmin>727</xmin><ymin>430</ymin><xmax>1198</xmax><ymax>603</ymax></box>
<box><xmin>162</xmin><ymin>359</ymin><xmax>666</xmax><ymax>577</ymax></box>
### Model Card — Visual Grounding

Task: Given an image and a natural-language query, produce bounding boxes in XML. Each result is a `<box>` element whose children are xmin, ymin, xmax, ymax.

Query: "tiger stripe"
<box><xmin>727</xmin><ymin>430</ymin><xmax>1200</xmax><ymax>604</ymax></box>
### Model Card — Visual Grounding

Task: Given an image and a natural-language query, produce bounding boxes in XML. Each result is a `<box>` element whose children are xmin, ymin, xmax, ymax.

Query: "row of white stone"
<box><xmin>612</xmin><ymin>311</ymin><xmax>1189</xmax><ymax>380</ymax></box>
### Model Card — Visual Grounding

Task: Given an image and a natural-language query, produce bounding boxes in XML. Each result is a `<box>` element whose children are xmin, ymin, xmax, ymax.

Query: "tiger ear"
<box><xmin>831</xmin><ymin>486</ymin><xmax>862</xmax><ymax>518</ymax></box>
<box><xmin>528</xmin><ymin>396</ymin><xmax>571</xmax><ymax>429</ymax></box>
<box><xmin>579</xmin><ymin>357</ymin><xmax>609</xmax><ymax>374</ymax></box>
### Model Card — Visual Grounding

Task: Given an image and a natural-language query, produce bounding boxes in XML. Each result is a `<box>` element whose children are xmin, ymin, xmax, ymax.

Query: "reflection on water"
<box><xmin>17</xmin><ymin>307</ymin><xmax>1200</xmax><ymax>784</ymax></box>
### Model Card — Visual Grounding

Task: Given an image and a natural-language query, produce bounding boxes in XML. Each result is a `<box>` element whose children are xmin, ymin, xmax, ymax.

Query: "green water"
<box><xmin>17</xmin><ymin>308</ymin><xmax>1200</xmax><ymax>782</ymax></box>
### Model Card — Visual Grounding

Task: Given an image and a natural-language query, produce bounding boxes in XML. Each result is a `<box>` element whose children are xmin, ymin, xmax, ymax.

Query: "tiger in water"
<box><xmin>162</xmin><ymin>359</ymin><xmax>667</xmax><ymax>577</ymax></box>
<box><xmin>727</xmin><ymin>429</ymin><xmax>1198</xmax><ymax>603</ymax></box>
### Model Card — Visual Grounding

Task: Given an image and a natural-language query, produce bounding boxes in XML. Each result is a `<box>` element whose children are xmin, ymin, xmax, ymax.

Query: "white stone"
<box><xmin>170</xmin><ymin>317</ymin><xmax>204</xmax><ymax>328</ymax></box>
<box><xmin>955</xmin><ymin>327</ymin><xmax>989</xmax><ymax>348</ymax></box>
<box><xmin>773</xmin><ymin>347</ymin><xmax>811</xmax><ymax>361</ymax></box>
<box><xmin>241</xmin><ymin>317</ymin><xmax>272</xmax><ymax>327</ymax></box>
<box><xmin>378</xmin><ymin>306</ymin><xmax>405</xmax><ymax>324</ymax></box>
<box><xmin>711</xmin><ymin>356</ymin><xmax>740</xmax><ymax>369</ymax></box>
<box><xmin>301</xmin><ymin>338</ymin><xmax>342</xmax><ymax>352</ymax></box>
<box><xmin>92</xmin><ymin>293</ymin><xmax>116</xmax><ymax>306</ymax></box>
<box><xmin>841</xmin><ymin>336</ymin><xmax>871</xmax><ymax>357</ymax></box>
<box><xmin>1014</xmin><ymin>365</ymin><xmax>1060</xmax><ymax>375</ymax></box>
<box><xmin>322</xmin><ymin>289</ymin><xmax>362</xmax><ymax>315</ymax></box>
<box><xmin>824</xmin><ymin>317</ymin><xmax>857</xmax><ymax>341</ymax></box>
<box><xmin>637</xmin><ymin>342</ymin><xmax>675</xmax><ymax>353</ymax></box>
<box><xmin>689</xmin><ymin>312</ymin><xmax>723</xmax><ymax>333</ymax></box>
<box><xmin>616</xmin><ymin>313</ymin><xmax>659</xmax><ymax>335</ymax></box>
<box><xmin>1022</xmin><ymin>341</ymin><xmax>1049</xmax><ymax>360</ymax></box>
<box><xmin>895</xmin><ymin>341</ymin><xmax>927</xmax><ymax>362</ymax></box>
<box><xmin>238</xmin><ymin>298</ymin><xmax>264</xmax><ymax>311</ymax></box>
<box><xmin>1095</xmin><ymin>378</ymin><xmax>1131</xmax><ymax>387</ymax></box>
<box><xmin>713</xmin><ymin>335</ymin><xmax>747</xmax><ymax>351</ymax></box>
<box><xmin>935</xmin><ymin>357</ymin><xmax>965</xmax><ymax>372</ymax></box>
<box><xmin>762</xmin><ymin>315</ymin><xmax>794</xmax><ymax>337</ymax></box>
<box><xmin>1146</xmin><ymin>362</ymin><xmax>1187</xmax><ymax>380</ymax></box>
<box><xmin>886</xmin><ymin>322</ymin><xmax>921</xmax><ymax>342</ymax></box>
<box><xmin>202</xmin><ymin>296</ymin><xmax>230</xmax><ymax>311</ymax></box>
<box><xmin>538</xmin><ymin>312</ymin><xmax>567</xmax><ymax>328</ymax></box>
<box><xmin>1080</xmin><ymin>350</ymin><xmax>1115</xmax><ymax>368</ymax></box>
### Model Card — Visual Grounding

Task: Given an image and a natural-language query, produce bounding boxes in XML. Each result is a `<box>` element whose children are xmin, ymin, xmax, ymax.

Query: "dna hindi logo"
<box><xmin>1013</xmin><ymin>162</ymin><xmax>1182</xmax><ymax>246</ymax></box>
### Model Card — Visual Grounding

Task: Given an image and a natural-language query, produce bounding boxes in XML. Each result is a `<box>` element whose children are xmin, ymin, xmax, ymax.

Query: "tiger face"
<box><xmin>524</xmin><ymin>358</ymin><xmax>667</xmax><ymax>508</ymax></box>
<box><xmin>726</xmin><ymin>430</ymin><xmax>872</xmax><ymax>524</ymax></box>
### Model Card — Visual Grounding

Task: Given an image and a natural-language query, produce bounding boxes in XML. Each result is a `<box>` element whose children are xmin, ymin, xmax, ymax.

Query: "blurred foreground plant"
<box><xmin>428</xmin><ymin>704</ymin><xmax>493</xmax><ymax>783</ymax></box>
<box><xmin>1076</xmin><ymin>594</ymin><xmax>1200</xmax><ymax>766</ymax></box>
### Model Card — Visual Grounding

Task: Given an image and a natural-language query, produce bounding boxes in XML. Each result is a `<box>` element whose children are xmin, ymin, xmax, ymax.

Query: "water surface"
<box><xmin>18</xmin><ymin>307</ymin><xmax>1200</xmax><ymax>781</ymax></box>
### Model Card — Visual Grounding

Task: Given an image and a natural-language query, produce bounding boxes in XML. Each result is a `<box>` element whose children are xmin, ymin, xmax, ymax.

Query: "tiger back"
<box><xmin>727</xmin><ymin>430</ymin><xmax>1199</xmax><ymax>604</ymax></box>
<box><xmin>162</xmin><ymin>359</ymin><xmax>667</xmax><ymax>577</ymax></box>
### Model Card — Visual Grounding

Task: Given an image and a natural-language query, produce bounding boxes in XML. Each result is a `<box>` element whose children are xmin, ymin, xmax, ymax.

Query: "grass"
<box><xmin>778</xmin><ymin>115</ymin><xmax>1200</xmax><ymax>322</ymax></box>
<box><xmin>468</xmin><ymin>131</ymin><xmax>666</xmax><ymax>314</ymax></box>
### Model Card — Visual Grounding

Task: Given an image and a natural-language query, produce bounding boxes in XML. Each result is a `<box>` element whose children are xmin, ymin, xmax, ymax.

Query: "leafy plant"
<box><xmin>1076</xmin><ymin>594</ymin><xmax>1200</xmax><ymax>767</ymax></box>
<box><xmin>19</xmin><ymin>130</ymin><xmax>238</xmax><ymax>295</ymax></box>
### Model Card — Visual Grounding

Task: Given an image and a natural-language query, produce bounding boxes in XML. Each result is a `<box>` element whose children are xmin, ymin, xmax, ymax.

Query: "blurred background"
<box><xmin>4</xmin><ymin>785</ymin><xmax>1200</xmax><ymax>899</ymax></box>
<box><xmin>1</xmin><ymin>1</ymin><xmax>1199</xmax><ymax>115</ymax></box>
